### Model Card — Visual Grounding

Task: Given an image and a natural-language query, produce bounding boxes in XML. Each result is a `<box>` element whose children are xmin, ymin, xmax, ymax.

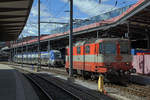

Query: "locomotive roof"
<box><xmin>74</xmin><ymin>38</ymin><xmax>129</xmax><ymax>46</ymax></box>
<box><xmin>95</xmin><ymin>38</ymin><xmax>129</xmax><ymax>43</ymax></box>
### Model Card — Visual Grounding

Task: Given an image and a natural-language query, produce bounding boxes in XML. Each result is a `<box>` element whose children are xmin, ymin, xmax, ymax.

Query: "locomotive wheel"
<box><xmin>82</xmin><ymin>71</ymin><xmax>91</xmax><ymax>80</ymax></box>
<box><xmin>91</xmin><ymin>73</ymin><xmax>97</xmax><ymax>80</ymax></box>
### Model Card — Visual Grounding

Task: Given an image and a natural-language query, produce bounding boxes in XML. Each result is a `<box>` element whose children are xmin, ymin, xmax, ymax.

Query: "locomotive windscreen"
<box><xmin>120</xmin><ymin>41</ymin><xmax>130</xmax><ymax>54</ymax></box>
<box><xmin>101</xmin><ymin>42</ymin><xmax>116</xmax><ymax>54</ymax></box>
<box><xmin>54</xmin><ymin>52</ymin><xmax>61</xmax><ymax>59</ymax></box>
<box><xmin>99</xmin><ymin>40</ymin><xmax>130</xmax><ymax>55</ymax></box>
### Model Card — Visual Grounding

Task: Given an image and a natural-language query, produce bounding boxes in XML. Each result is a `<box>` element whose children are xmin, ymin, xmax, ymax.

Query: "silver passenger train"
<box><xmin>13</xmin><ymin>50</ymin><xmax>64</xmax><ymax>67</ymax></box>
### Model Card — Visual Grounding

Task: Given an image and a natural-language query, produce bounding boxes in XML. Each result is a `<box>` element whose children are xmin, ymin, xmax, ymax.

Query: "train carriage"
<box><xmin>13</xmin><ymin>50</ymin><xmax>64</xmax><ymax>67</ymax></box>
<box><xmin>49</xmin><ymin>50</ymin><xmax>64</xmax><ymax>67</ymax></box>
<box><xmin>32</xmin><ymin>53</ymin><xmax>37</xmax><ymax>64</ymax></box>
<box><xmin>18</xmin><ymin>55</ymin><xmax>22</xmax><ymax>63</ymax></box>
<box><xmin>26</xmin><ymin>53</ymin><xmax>30</xmax><ymax>64</ymax></box>
<box><xmin>66</xmin><ymin>38</ymin><xmax>136</xmax><ymax>81</ymax></box>
<box><xmin>41</xmin><ymin>51</ymin><xmax>49</xmax><ymax>65</ymax></box>
<box><xmin>23</xmin><ymin>54</ymin><xmax>26</xmax><ymax>63</ymax></box>
<box><xmin>28</xmin><ymin>53</ymin><xmax>32</xmax><ymax>64</ymax></box>
<box><xmin>34</xmin><ymin>53</ymin><xmax>38</xmax><ymax>64</ymax></box>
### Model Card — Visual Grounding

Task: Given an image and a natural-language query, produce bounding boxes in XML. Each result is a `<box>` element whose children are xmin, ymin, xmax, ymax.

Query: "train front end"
<box><xmin>49</xmin><ymin>50</ymin><xmax>64</xmax><ymax>67</ymax></box>
<box><xmin>96</xmin><ymin>39</ymin><xmax>136</xmax><ymax>79</ymax></box>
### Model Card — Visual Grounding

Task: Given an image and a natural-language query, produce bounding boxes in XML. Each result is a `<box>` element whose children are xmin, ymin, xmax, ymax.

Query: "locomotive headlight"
<box><xmin>51</xmin><ymin>60</ymin><xmax>55</xmax><ymax>65</ymax></box>
<box><xmin>119</xmin><ymin>69</ymin><xmax>123</xmax><ymax>73</ymax></box>
<box><xmin>51</xmin><ymin>59</ymin><xmax>54</xmax><ymax>62</ymax></box>
<box><xmin>119</xmin><ymin>70</ymin><xmax>124</xmax><ymax>76</ymax></box>
<box><xmin>126</xmin><ymin>62</ymin><xmax>130</xmax><ymax>66</ymax></box>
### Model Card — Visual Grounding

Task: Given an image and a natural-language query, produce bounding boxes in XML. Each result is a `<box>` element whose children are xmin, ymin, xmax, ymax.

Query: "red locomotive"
<box><xmin>65</xmin><ymin>38</ymin><xmax>136</xmax><ymax>82</ymax></box>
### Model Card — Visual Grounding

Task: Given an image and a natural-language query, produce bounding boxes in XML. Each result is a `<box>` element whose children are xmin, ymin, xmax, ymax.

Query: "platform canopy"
<box><xmin>107</xmin><ymin>0</ymin><xmax>150</xmax><ymax>40</ymax></box>
<box><xmin>0</xmin><ymin>0</ymin><xmax>33</xmax><ymax>41</ymax></box>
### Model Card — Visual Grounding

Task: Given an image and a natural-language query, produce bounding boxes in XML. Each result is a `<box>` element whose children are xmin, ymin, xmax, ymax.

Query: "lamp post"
<box><xmin>38</xmin><ymin>0</ymin><xmax>41</xmax><ymax>69</ymax></box>
<box><xmin>69</xmin><ymin>0</ymin><xmax>73</xmax><ymax>78</ymax></box>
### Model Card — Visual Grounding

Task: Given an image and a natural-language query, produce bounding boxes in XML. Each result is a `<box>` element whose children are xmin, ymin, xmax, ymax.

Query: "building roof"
<box><xmin>0</xmin><ymin>0</ymin><xmax>33</xmax><ymax>41</ymax></box>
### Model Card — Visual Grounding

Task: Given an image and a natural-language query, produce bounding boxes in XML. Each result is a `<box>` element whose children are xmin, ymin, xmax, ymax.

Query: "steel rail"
<box><xmin>9</xmin><ymin>64</ymin><xmax>104</xmax><ymax>100</ymax></box>
<box><xmin>105</xmin><ymin>83</ymin><xmax>150</xmax><ymax>98</ymax></box>
<box><xmin>34</xmin><ymin>74</ymin><xmax>81</xmax><ymax>100</ymax></box>
<box><xmin>23</xmin><ymin>74</ymin><xmax>53</xmax><ymax>100</ymax></box>
<box><xmin>39</xmin><ymin>74</ymin><xmax>102</xmax><ymax>100</ymax></box>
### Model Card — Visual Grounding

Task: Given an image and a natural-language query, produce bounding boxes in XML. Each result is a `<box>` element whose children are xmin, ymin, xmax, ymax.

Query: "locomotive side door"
<box><xmin>76</xmin><ymin>46</ymin><xmax>83</xmax><ymax>74</ymax></box>
<box><xmin>84</xmin><ymin>44</ymin><xmax>91</xmax><ymax>72</ymax></box>
<box><xmin>95</xmin><ymin>43</ymin><xmax>98</xmax><ymax>68</ymax></box>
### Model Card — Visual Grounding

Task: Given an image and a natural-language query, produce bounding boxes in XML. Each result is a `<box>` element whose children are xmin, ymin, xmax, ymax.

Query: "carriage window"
<box><xmin>99</xmin><ymin>43</ymin><xmax>103</xmax><ymax>53</ymax></box>
<box><xmin>85</xmin><ymin>45</ymin><xmax>90</xmax><ymax>54</ymax></box>
<box><xmin>77</xmin><ymin>47</ymin><xmax>81</xmax><ymax>54</ymax></box>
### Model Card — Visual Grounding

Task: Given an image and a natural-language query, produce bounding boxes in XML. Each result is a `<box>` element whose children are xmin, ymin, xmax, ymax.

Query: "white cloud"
<box><xmin>22</xmin><ymin>2</ymin><xmax>54</xmax><ymax>36</ymax></box>
<box><xmin>30</xmin><ymin>3</ymin><xmax>51</xmax><ymax>18</ymax></box>
<box><xmin>61</xmin><ymin>0</ymin><xmax>118</xmax><ymax>16</ymax></box>
<box><xmin>24</xmin><ymin>0</ymin><xmax>132</xmax><ymax>37</ymax></box>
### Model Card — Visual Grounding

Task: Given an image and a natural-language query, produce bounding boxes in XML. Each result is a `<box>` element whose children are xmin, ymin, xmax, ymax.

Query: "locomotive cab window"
<box><xmin>120</xmin><ymin>42</ymin><xmax>130</xmax><ymax>54</ymax></box>
<box><xmin>85</xmin><ymin>45</ymin><xmax>90</xmax><ymax>54</ymax></box>
<box><xmin>77</xmin><ymin>47</ymin><xmax>81</xmax><ymax>54</ymax></box>
<box><xmin>104</xmin><ymin>42</ymin><xmax>116</xmax><ymax>54</ymax></box>
<box><xmin>54</xmin><ymin>52</ymin><xmax>62</xmax><ymax>59</ymax></box>
<box><xmin>99</xmin><ymin>43</ymin><xmax>103</xmax><ymax>54</ymax></box>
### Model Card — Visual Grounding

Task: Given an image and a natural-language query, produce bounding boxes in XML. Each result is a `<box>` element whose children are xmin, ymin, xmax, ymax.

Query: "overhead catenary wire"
<box><xmin>21</xmin><ymin>0</ymin><xmax>138</xmax><ymax>37</ymax></box>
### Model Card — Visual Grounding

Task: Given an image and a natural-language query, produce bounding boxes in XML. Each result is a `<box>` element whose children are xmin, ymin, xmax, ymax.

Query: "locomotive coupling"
<box><xmin>124</xmin><ymin>71</ymin><xmax>130</xmax><ymax>75</ymax></box>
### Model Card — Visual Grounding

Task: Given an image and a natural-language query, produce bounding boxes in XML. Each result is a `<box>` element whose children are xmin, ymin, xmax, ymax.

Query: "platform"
<box><xmin>0</xmin><ymin>64</ymin><xmax>39</xmax><ymax>100</ymax></box>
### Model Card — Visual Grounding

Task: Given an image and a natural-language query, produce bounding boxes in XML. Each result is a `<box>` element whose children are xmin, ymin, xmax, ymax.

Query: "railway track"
<box><xmin>2</xmin><ymin>62</ymin><xmax>150</xmax><ymax>100</ymax></box>
<box><xmin>36</xmin><ymin>73</ymin><xmax>109</xmax><ymax>100</ymax></box>
<box><xmin>105</xmin><ymin>83</ymin><xmax>150</xmax><ymax>100</ymax></box>
<box><xmin>24</xmin><ymin>73</ymin><xmax>80</xmax><ymax>100</ymax></box>
<box><xmin>12</xmin><ymin>64</ymin><xmax>111</xmax><ymax>100</ymax></box>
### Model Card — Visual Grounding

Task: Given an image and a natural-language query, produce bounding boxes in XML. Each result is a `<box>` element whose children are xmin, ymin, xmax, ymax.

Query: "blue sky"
<box><xmin>21</xmin><ymin>0</ymin><xmax>138</xmax><ymax>37</ymax></box>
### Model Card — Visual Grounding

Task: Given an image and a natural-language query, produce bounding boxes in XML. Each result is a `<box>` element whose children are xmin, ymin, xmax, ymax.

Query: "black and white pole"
<box><xmin>48</xmin><ymin>40</ymin><xmax>50</xmax><ymax>52</ymax></box>
<box><xmin>126</xmin><ymin>22</ymin><xmax>129</xmax><ymax>38</ymax></box>
<box><xmin>38</xmin><ymin>0</ymin><xmax>41</xmax><ymax>69</ymax></box>
<box><xmin>16</xmin><ymin>40</ymin><xmax>17</xmax><ymax>57</ymax></box>
<box><xmin>13</xmin><ymin>41</ymin><xmax>15</xmax><ymax>62</ymax></box>
<box><xmin>69</xmin><ymin>0</ymin><xmax>73</xmax><ymax>78</ymax></box>
<box><xmin>48</xmin><ymin>40</ymin><xmax>50</xmax><ymax>67</ymax></box>
<box><xmin>26</xmin><ymin>39</ymin><xmax>28</xmax><ymax>54</ymax></box>
<box><xmin>21</xmin><ymin>34</ymin><xmax>23</xmax><ymax>67</ymax></box>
